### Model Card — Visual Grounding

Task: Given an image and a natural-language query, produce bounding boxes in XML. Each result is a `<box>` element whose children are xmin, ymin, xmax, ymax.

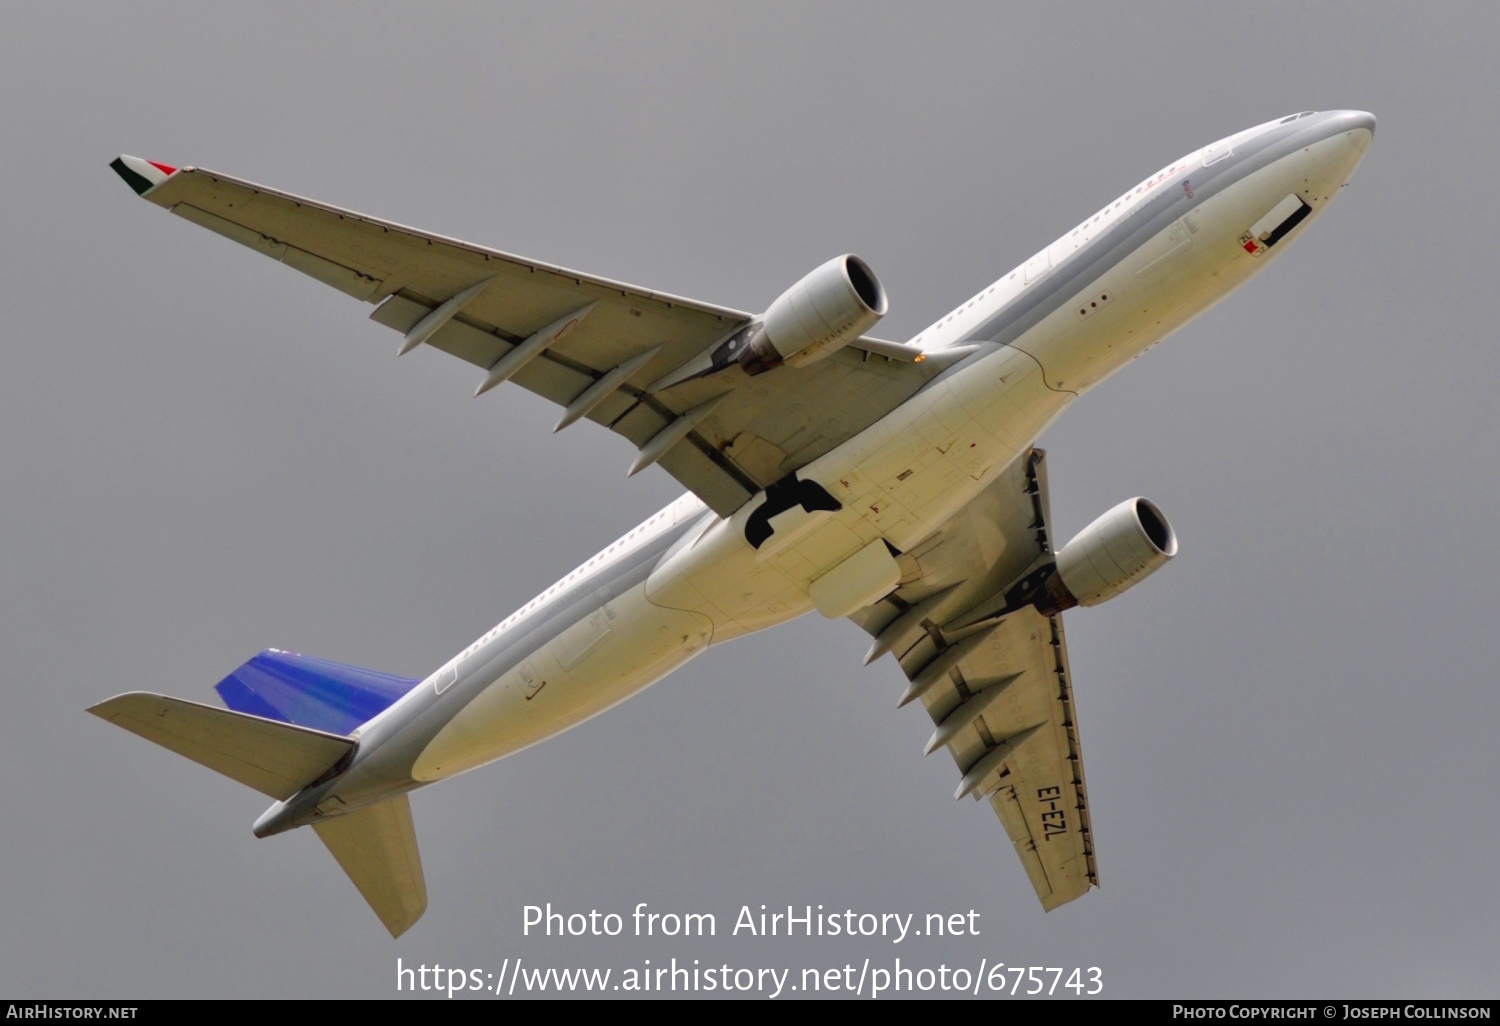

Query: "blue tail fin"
<box><xmin>214</xmin><ymin>650</ymin><xmax>418</xmax><ymax>736</ymax></box>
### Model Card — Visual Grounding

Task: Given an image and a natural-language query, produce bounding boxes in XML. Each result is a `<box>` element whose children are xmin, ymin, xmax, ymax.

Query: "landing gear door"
<box><xmin>1240</xmin><ymin>194</ymin><xmax>1314</xmax><ymax>255</ymax></box>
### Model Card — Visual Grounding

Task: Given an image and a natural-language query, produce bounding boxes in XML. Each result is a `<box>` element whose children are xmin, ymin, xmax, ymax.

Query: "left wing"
<box><xmin>852</xmin><ymin>449</ymin><xmax>1099</xmax><ymax>910</ymax></box>
<box><xmin>111</xmin><ymin>156</ymin><xmax>955</xmax><ymax>516</ymax></box>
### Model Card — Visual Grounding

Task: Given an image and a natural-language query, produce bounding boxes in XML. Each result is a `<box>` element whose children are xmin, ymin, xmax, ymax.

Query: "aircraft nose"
<box><xmin>1333</xmin><ymin>109</ymin><xmax>1376</xmax><ymax>152</ymax></box>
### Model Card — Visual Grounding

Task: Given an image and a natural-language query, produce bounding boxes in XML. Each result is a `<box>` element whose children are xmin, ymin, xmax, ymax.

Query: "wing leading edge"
<box><xmin>852</xmin><ymin>449</ymin><xmax>1098</xmax><ymax>910</ymax></box>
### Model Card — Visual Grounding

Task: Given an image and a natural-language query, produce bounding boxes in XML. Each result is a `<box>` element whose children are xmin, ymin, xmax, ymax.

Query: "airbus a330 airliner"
<box><xmin>94</xmin><ymin>110</ymin><xmax>1374</xmax><ymax>936</ymax></box>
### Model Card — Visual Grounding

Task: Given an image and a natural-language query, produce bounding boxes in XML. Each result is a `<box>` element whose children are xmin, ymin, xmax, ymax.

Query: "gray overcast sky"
<box><xmin>2</xmin><ymin>1</ymin><xmax>1496</xmax><ymax>1000</ymax></box>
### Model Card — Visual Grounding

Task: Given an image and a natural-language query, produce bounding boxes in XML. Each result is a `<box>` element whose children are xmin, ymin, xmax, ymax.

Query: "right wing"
<box><xmin>851</xmin><ymin>449</ymin><xmax>1099</xmax><ymax>910</ymax></box>
<box><xmin>112</xmin><ymin>156</ymin><xmax>954</xmax><ymax>516</ymax></box>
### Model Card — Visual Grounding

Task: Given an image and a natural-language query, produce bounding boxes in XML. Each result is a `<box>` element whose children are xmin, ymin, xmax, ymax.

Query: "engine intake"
<box><xmin>1041</xmin><ymin>497</ymin><xmax>1178</xmax><ymax>611</ymax></box>
<box><xmin>739</xmin><ymin>255</ymin><xmax>888</xmax><ymax>372</ymax></box>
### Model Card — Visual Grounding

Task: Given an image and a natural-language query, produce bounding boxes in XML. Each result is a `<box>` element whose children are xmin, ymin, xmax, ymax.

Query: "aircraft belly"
<box><xmin>1010</xmin><ymin>217</ymin><xmax>1229</xmax><ymax>393</ymax></box>
<box><xmin>646</xmin><ymin>346</ymin><xmax>1070</xmax><ymax>635</ymax></box>
<box><xmin>411</xmin><ymin>583</ymin><xmax>712</xmax><ymax>781</ymax></box>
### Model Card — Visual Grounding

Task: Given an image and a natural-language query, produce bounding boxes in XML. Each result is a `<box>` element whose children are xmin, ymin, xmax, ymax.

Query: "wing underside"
<box><xmin>852</xmin><ymin>448</ymin><xmax>1098</xmax><ymax>910</ymax></box>
<box><xmin>116</xmin><ymin>158</ymin><xmax>950</xmax><ymax>515</ymax></box>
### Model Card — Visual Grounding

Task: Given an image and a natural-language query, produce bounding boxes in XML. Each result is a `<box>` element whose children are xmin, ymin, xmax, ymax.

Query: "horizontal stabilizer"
<box><xmin>215</xmin><ymin>649</ymin><xmax>417</xmax><ymax>736</ymax></box>
<box><xmin>315</xmin><ymin>796</ymin><xmax>427</xmax><ymax>938</ymax></box>
<box><xmin>88</xmin><ymin>692</ymin><xmax>353</xmax><ymax>800</ymax></box>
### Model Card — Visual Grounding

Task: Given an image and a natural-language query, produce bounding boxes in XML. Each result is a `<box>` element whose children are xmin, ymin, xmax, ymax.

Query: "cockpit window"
<box><xmin>1280</xmin><ymin>111</ymin><xmax>1317</xmax><ymax>123</ymax></box>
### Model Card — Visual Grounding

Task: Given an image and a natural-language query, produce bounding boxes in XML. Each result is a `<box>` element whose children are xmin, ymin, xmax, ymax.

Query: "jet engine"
<box><xmin>1039</xmin><ymin>498</ymin><xmax>1178</xmax><ymax>611</ymax></box>
<box><xmin>738</xmin><ymin>255</ymin><xmax>888</xmax><ymax>372</ymax></box>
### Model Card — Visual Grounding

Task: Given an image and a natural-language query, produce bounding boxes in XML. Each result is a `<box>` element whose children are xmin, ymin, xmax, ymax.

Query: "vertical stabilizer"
<box><xmin>214</xmin><ymin>649</ymin><xmax>417</xmax><ymax>736</ymax></box>
<box><xmin>313</xmin><ymin>796</ymin><xmax>427</xmax><ymax>938</ymax></box>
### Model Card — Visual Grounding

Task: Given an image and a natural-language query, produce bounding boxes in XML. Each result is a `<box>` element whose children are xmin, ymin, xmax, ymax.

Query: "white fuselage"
<box><xmin>339</xmin><ymin>112</ymin><xmax>1373</xmax><ymax>793</ymax></box>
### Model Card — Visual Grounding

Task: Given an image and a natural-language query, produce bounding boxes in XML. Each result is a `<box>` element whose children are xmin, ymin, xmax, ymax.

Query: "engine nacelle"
<box><xmin>1045</xmin><ymin>498</ymin><xmax>1178</xmax><ymax>609</ymax></box>
<box><xmin>739</xmin><ymin>255</ymin><xmax>888</xmax><ymax>371</ymax></box>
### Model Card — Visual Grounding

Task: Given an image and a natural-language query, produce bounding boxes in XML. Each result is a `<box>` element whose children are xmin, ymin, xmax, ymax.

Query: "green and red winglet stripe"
<box><xmin>110</xmin><ymin>155</ymin><xmax>178</xmax><ymax>195</ymax></box>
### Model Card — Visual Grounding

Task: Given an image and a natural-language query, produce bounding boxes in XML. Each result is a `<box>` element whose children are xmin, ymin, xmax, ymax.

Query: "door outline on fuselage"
<box><xmin>1202</xmin><ymin>138</ymin><xmax>1234</xmax><ymax>166</ymax></box>
<box><xmin>1024</xmin><ymin>248</ymin><xmax>1052</xmax><ymax>284</ymax></box>
<box><xmin>520</xmin><ymin>661</ymin><xmax>546</xmax><ymax>702</ymax></box>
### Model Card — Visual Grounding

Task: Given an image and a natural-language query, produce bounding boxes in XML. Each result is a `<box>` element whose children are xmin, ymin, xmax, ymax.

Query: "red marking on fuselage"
<box><xmin>147</xmin><ymin>161</ymin><xmax>177</xmax><ymax>176</ymax></box>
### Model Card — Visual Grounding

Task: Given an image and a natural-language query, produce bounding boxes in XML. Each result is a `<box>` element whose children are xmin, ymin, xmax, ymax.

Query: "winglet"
<box><xmin>110</xmin><ymin>155</ymin><xmax>178</xmax><ymax>196</ymax></box>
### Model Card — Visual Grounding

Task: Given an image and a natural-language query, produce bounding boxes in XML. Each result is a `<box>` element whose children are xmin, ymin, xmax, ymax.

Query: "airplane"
<box><xmin>93</xmin><ymin>110</ymin><xmax>1375</xmax><ymax>937</ymax></box>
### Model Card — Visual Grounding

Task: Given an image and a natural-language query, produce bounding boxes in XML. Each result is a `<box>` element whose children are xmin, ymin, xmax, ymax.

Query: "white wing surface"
<box><xmin>113</xmin><ymin>156</ymin><xmax>947</xmax><ymax>515</ymax></box>
<box><xmin>851</xmin><ymin>449</ymin><xmax>1098</xmax><ymax>910</ymax></box>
